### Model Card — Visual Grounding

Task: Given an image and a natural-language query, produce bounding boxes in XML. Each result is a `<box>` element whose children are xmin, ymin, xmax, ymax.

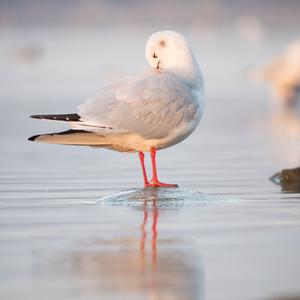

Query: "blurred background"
<box><xmin>1</xmin><ymin>0</ymin><xmax>300</xmax><ymax>103</ymax></box>
<box><xmin>1</xmin><ymin>1</ymin><xmax>300</xmax><ymax>300</ymax></box>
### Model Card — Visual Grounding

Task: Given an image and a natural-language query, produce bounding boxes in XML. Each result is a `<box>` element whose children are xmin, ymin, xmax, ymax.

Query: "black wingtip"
<box><xmin>28</xmin><ymin>134</ymin><xmax>40</xmax><ymax>141</ymax></box>
<box><xmin>30</xmin><ymin>113</ymin><xmax>81</xmax><ymax>121</ymax></box>
<box><xmin>30</xmin><ymin>115</ymin><xmax>43</xmax><ymax>119</ymax></box>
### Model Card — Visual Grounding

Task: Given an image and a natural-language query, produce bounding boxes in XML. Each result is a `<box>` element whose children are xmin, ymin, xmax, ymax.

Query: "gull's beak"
<box><xmin>156</xmin><ymin>60</ymin><xmax>161</xmax><ymax>69</ymax></box>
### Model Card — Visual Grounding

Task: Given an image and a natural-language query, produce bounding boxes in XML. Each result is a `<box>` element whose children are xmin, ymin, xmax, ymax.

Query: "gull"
<box><xmin>250</xmin><ymin>40</ymin><xmax>300</xmax><ymax>106</ymax></box>
<box><xmin>29</xmin><ymin>30</ymin><xmax>204</xmax><ymax>188</ymax></box>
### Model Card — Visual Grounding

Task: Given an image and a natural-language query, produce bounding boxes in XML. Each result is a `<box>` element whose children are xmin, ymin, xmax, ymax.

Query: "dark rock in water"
<box><xmin>281</xmin><ymin>167</ymin><xmax>300</xmax><ymax>182</ymax></box>
<box><xmin>270</xmin><ymin>167</ymin><xmax>300</xmax><ymax>192</ymax></box>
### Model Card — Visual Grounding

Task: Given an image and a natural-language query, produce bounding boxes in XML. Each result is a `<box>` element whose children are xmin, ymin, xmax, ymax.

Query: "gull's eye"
<box><xmin>153</xmin><ymin>53</ymin><xmax>157</xmax><ymax>59</ymax></box>
<box><xmin>159</xmin><ymin>40</ymin><xmax>166</xmax><ymax>47</ymax></box>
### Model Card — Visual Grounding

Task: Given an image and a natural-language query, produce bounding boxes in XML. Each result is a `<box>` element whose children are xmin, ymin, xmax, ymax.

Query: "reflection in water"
<box><xmin>279</xmin><ymin>180</ymin><xmax>300</xmax><ymax>193</ymax></box>
<box><xmin>139</xmin><ymin>200</ymin><xmax>158</xmax><ymax>273</ymax></box>
<box><xmin>62</xmin><ymin>189</ymin><xmax>205</xmax><ymax>299</ymax></box>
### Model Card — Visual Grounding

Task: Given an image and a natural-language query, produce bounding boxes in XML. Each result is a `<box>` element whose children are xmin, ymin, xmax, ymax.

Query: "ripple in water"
<box><xmin>97</xmin><ymin>188</ymin><xmax>226</xmax><ymax>208</ymax></box>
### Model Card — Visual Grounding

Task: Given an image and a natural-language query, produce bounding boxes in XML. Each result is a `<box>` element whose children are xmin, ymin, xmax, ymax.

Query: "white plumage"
<box><xmin>30</xmin><ymin>30</ymin><xmax>204</xmax><ymax>152</ymax></box>
<box><xmin>76</xmin><ymin>70</ymin><xmax>203</xmax><ymax>151</ymax></box>
<box><xmin>29</xmin><ymin>30</ymin><xmax>204</xmax><ymax>187</ymax></box>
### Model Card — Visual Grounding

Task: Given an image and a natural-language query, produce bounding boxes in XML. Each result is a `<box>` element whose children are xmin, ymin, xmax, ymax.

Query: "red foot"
<box><xmin>138</xmin><ymin>148</ymin><xmax>178</xmax><ymax>188</ymax></box>
<box><xmin>145</xmin><ymin>180</ymin><xmax>178</xmax><ymax>188</ymax></box>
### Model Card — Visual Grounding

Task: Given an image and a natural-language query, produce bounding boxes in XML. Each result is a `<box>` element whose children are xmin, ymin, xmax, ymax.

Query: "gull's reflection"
<box><xmin>63</xmin><ymin>189</ymin><xmax>206</xmax><ymax>299</ymax></box>
<box><xmin>139</xmin><ymin>199</ymin><xmax>158</xmax><ymax>273</ymax></box>
<box><xmin>137</xmin><ymin>197</ymin><xmax>204</xmax><ymax>300</ymax></box>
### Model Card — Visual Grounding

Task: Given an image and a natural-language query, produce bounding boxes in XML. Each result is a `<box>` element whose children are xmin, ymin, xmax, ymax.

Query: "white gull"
<box><xmin>29</xmin><ymin>30</ymin><xmax>204</xmax><ymax>187</ymax></box>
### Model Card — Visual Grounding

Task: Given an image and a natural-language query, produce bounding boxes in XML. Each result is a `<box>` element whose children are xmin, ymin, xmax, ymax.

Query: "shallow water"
<box><xmin>1</xmin><ymin>28</ymin><xmax>300</xmax><ymax>300</ymax></box>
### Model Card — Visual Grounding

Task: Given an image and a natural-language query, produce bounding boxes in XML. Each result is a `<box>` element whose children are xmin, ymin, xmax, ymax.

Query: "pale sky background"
<box><xmin>0</xmin><ymin>0</ymin><xmax>300</xmax><ymax>31</ymax></box>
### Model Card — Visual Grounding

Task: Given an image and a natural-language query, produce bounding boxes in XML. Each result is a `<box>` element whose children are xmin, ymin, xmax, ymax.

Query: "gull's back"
<box><xmin>77</xmin><ymin>70</ymin><xmax>203</xmax><ymax>148</ymax></box>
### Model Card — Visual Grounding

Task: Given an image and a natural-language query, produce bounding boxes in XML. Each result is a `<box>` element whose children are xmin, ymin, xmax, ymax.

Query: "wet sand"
<box><xmin>1</xmin><ymin>28</ymin><xmax>300</xmax><ymax>300</ymax></box>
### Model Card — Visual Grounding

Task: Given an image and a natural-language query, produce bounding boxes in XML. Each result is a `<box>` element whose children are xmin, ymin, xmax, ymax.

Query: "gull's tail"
<box><xmin>28</xmin><ymin>129</ymin><xmax>108</xmax><ymax>146</ymax></box>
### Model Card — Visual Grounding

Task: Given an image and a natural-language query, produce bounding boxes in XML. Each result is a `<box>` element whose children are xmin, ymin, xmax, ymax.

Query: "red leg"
<box><xmin>138</xmin><ymin>151</ymin><xmax>149</xmax><ymax>187</ymax></box>
<box><xmin>146</xmin><ymin>147</ymin><xmax>178</xmax><ymax>188</ymax></box>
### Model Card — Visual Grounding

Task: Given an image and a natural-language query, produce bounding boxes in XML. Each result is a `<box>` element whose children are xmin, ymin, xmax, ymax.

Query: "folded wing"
<box><xmin>78</xmin><ymin>72</ymin><xmax>200</xmax><ymax>139</ymax></box>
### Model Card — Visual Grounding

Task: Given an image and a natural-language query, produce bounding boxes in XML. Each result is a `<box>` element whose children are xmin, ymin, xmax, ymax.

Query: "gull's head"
<box><xmin>145</xmin><ymin>30</ymin><xmax>203</xmax><ymax>88</ymax></box>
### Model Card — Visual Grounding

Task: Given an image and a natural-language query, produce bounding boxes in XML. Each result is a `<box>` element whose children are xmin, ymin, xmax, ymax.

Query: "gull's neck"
<box><xmin>166</xmin><ymin>48</ymin><xmax>204</xmax><ymax>90</ymax></box>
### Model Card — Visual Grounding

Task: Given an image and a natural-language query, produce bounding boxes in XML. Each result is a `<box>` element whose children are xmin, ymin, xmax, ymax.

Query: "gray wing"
<box><xmin>78</xmin><ymin>72</ymin><xmax>200</xmax><ymax>139</ymax></box>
